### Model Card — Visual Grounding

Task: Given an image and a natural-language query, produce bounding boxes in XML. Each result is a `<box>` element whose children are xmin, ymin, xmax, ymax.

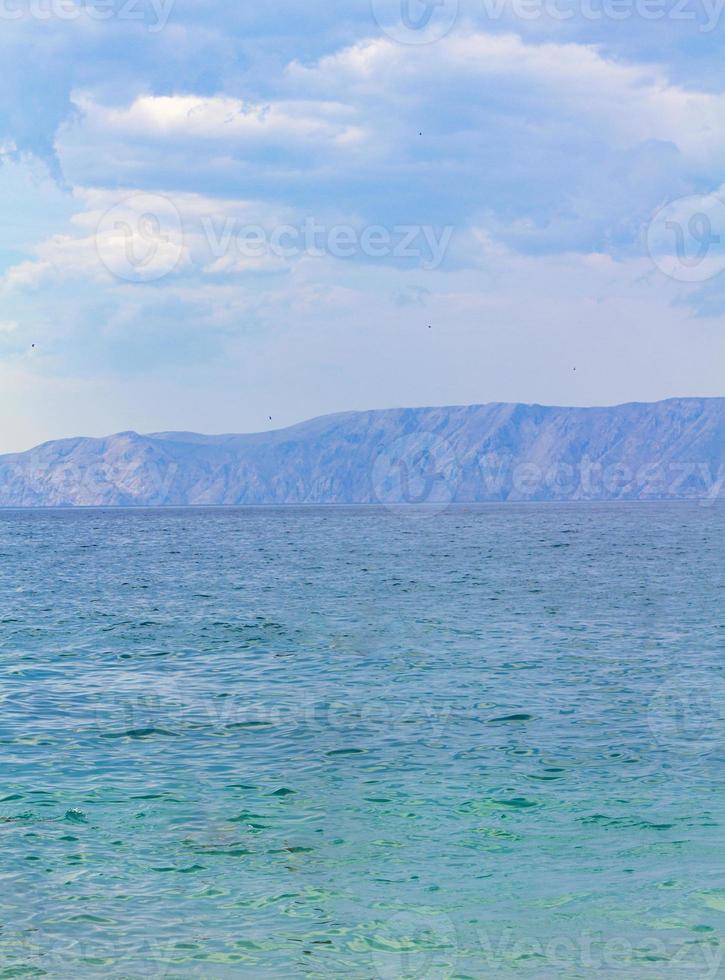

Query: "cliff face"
<box><xmin>0</xmin><ymin>398</ymin><xmax>722</xmax><ymax>506</ymax></box>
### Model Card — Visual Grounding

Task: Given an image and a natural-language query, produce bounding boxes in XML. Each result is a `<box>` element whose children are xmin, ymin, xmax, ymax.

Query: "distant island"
<box><xmin>0</xmin><ymin>398</ymin><xmax>722</xmax><ymax>507</ymax></box>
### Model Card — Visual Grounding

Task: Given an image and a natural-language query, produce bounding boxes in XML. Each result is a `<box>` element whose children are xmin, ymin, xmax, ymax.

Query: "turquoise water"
<box><xmin>1</xmin><ymin>504</ymin><xmax>723</xmax><ymax>978</ymax></box>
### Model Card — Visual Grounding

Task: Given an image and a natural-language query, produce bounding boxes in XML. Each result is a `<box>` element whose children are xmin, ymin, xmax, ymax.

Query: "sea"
<box><xmin>1</xmin><ymin>503</ymin><xmax>723</xmax><ymax>978</ymax></box>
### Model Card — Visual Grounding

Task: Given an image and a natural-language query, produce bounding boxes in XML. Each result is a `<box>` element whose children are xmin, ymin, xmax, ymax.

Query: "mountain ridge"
<box><xmin>1</xmin><ymin>397</ymin><xmax>723</xmax><ymax>507</ymax></box>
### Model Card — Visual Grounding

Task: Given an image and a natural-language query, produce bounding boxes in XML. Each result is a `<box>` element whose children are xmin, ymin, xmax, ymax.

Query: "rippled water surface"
<box><xmin>1</xmin><ymin>504</ymin><xmax>723</xmax><ymax>978</ymax></box>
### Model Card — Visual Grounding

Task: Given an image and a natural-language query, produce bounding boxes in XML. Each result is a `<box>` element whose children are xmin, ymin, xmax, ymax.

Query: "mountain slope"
<box><xmin>0</xmin><ymin>398</ymin><xmax>722</xmax><ymax>506</ymax></box>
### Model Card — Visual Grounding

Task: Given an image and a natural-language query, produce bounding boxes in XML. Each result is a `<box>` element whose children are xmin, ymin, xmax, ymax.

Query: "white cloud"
<box><xmin>51</xmin><ymin>30</ymin><xmax>725</xmax><ymax>262</ymax></box>
<box><xmin>1</xmin><ymin>188</ymin><xmax>301</xmax><ymax>288</ymax></box>
<box><xmin>289</xmin><ymin>32</ymin><xmax>725</xmax><ymax>168</ymax></box>
<box><xmin>67</xmin><ymin>92</ymin><xmax>366</xmax><ymax>146</ymax></box>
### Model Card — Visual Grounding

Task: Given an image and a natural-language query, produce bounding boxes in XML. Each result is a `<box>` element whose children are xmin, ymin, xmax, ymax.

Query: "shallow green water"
<box><xmin>0</xmin><ymin>504</ymin><xmax>723</xmax><ymax>977</ymax></box>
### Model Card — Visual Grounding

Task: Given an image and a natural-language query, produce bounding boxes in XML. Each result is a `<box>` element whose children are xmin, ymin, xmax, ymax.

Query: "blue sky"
<box><xmin>0</xmin><ymin>0</ymin><xmax>724</xmax><ymax>451</ymax></box>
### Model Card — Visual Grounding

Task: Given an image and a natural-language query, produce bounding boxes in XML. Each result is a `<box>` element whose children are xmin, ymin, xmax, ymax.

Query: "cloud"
<box><xmin>289</xmin><ymin>31</ymin><xmax>725</xmax><ymax>170</ymax></box>
<box><xmin>0</xmin><ymin>186</ymin><xmax>357</xmax><ymax>288</ymax></box>
<box><xmin>69</xmin><ymin>92</ymin><xmax>365</xmax><ymax>146</ymax></box>
<box><xmin>48</xmin><ymin>30</ymin><xmax>725</xmax><ymax>259</ymax></box>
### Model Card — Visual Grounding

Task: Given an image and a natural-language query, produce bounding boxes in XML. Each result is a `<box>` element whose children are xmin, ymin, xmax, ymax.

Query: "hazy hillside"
<box><xmin>0</xmin><ymin>398</ymin><xmax>722</xmax><ymax>506</ymax></box>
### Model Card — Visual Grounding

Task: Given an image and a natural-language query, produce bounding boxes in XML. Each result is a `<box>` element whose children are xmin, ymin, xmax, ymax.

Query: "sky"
<box><xmin>0</xmin><ymin>0</ymin><xmax>724</xmax><ymax>452</ymax></box>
